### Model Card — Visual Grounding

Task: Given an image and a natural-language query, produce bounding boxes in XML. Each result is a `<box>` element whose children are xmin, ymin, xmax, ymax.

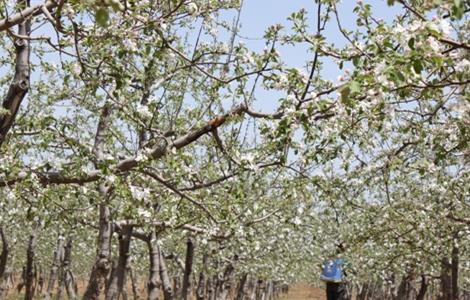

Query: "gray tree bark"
<box><xmin>128</xmin><ymin>266</ymin><xmax>139</xmax><ymax>300</ymax></box>
<box><xmin>106</xmin><ymin>225</ymin><xmax>133</xmax><ymax>300</ymax></box>
<box><xmin>235</xmin><ymin>273</ymin><xmax>248</xmax><ymax>300</ymax></box>
<box><xmin>218</xmin><ymin>261</ymin><xmax>235</xmax><ymax>300</ymax></box>
<box><xmin>0</xmin><ymin>0</ymin><xmax>31</xmax><ymax>148</ymax></box>
<box><xmin>247</xmin><ymin>277</ymin><xmax>258</xmax><ymax>300</ymax></box>
<box><xmin>207</xmin><ymin>276</ymin><xmax>215</xmax><ymax>300</ymax></box>
<box><xmin>84</xmin><ymin>102</ymin><xmax>114</xmax><ymax>300</ymax></box>
<box><xmin>196</xmin><ymin>254</ymin><xmax>208</xmax><ymax>300</ymax></box>
<box><xmin>158</xmin><ymin>246</ymin><xmax>173</xmax><ymax>300</ymax></box>
<box><xmin>44</xmin><ymin>235</ymin><xmax>64</xmax><ymax>300</ymax></box>
<box><xmin>58</xmin><ymin>238</ymin><xmax>77</xmax><ymax>300</ymax></box>
<box><xmin>147</xmin><ymin>231</ymin><xmax>161</xmax><ymax>300</ymax></box>
<box><xmin>83</xmin><ymin>203</ymin><xmax>113</xmax><ymax>300</ymax></box>
<box><xmin>25</xmin><ymin>232</ymin><xmax>38</xmax><ymax>300</ymax></box>
<box><xmin>0</xmin><ymin>227</ymin><xmax>9</xmax><ymax>299</ymax></box>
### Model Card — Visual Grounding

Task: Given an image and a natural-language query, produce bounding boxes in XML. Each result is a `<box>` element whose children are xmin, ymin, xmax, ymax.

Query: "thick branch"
<box><xmin>0</xmin><ymin>105</ymin><xmax>246</xmax><ymax>187</ymax></box>
<box><xmin>0</xmin><ymin>1</ymin><xmax>58</xmax><ymax>32</ymax></box>
<box><xmin>0</xmin><ymin>1</ymin><xmax>31</xmax><ymax>147</ymax></box>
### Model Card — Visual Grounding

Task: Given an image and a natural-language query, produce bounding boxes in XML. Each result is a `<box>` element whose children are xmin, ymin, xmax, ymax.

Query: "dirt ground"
<box><xmin>280</xmin><ymin>282</ymin><xmax>326</xmax><ymax>300</ymax></box>
<box><xmin>5</xmin><ymin>280</ymin><xmax>326</xmax><ymax>300</ymax></box>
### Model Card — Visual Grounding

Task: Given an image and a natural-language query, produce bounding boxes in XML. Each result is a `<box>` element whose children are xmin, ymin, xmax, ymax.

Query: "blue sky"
<box><xmin>229</xmin><ymin>0</ymin><xmax>401</xmax><ymax>113</ymax></box>
<box><xmin>239</xmin><ymin>0</ymin><xmax>398</xmax><ymax>71</ymax></box>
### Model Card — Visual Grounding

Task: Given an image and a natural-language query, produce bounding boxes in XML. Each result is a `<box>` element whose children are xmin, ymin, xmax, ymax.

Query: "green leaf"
<box><xmin>340</xmin><ymin>86</ymin><xmax>355</xmax><ymax>108</ymax></box>
<box><xmin>352</xmin><ymin>56</ymin><xmax>361</xmax><ymax>67</ymax></box>
<box><xmin>452</xmin><ymin>0</ymin><xmax>465</xmax><ymax>19</ymax></box>
<box><xmin>408</xmin><ymin>38</ymin><xmax>415</xmax><ymax>50</ymax></box>
<box><xmin>95</xmin><ymin>8</ymin><xmax>109</xmax><ymax>27</ymax></box>
<box><xmin>387</xmin><ymin>0</ymin><xmax>395</xmax><ymax>6</ymax></box>
<box><xmin>396</xmin><ymin>71</ymin><xmax>405</xmax><ymax>82</ymax></box>
<box><xmin>350</xmin><ymin>81</ymin><xmax>361</xmax><ymax>94</ymax></box>
<box><xmin>64</xmin><ymin>74</ymin><xmax>70</xmax><ymax>85</ymax></box>
<box><xmin>413</xmin><ymin>60</ymin><xmax>423</xmax><ymax>74</ymax></box>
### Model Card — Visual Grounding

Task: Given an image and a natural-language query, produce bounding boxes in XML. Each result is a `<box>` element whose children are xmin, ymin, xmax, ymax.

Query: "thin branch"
<box><xmin>141</xmin><ymin>169</ymin><xmax>220</xmax><ymax>224</ymax></box>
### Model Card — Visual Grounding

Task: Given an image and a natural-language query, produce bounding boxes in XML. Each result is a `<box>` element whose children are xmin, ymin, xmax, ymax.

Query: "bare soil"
<box><xmin>279</xmin><ymin>282</ymin><xmax>326</xmax><ymax>300</ymax></box>
<box><xmin>5</xmin><ymin>279</ymin><xmax>327</xmax><ymax>300</ymax></box>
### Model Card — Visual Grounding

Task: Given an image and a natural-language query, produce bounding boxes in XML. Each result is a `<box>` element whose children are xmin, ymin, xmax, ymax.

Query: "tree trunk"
<box><xmin>451</xmin><ymin>245</ymin><xmax>459</xmax><ymax>300</ymax></box>
<box><xmin>172</xmin><ymin>277</ymin><xmax>180</xmax><ymax>299</ymax></box>
<box><xmin>58</xmin><ymin>238</ymin><xmax>77</xmax><ymax>300</ymax></box>
<box><xmin>440</xmin><ymin>257</ymin><xmax>452</xmax><ymax>300</ymax></box>
<box><xmin>0</xmin><ymin>0</ymin><xmax>31</xmax><ymax>147</ymax></box>
<box><xmin>106</xmin><ymin>225</ymin><xmax>133</xmax><ymax>300</ymax></box>
<box><xmin>266</xmin><ymin>281</ymin><xmax>274</xmax><ymax>300</ymax></box>
<box><xmin>255</xmin><ymin>280</ymin><xmax>264</xmax><ymax>300</ymax></box>
<box><xmin>84</xmin><ymin>100</ymin><xmax>114</xmax><ymax>299</ymax></box>
<box><xmin>0</xmin><ymin>227</ymin><xmax>8</xmax><ymax>277</ymax></box>
<box><xmin>0</xmin><ymin>227</ymin><xmax>9</xmax><ymax>299</ymax></box>
<box><xmin>65</xmin><ymin>270</ymin><xmax>78</xmax><ymax>300</ymax></box>
<box><xmin>83</xmin><ymin>203</ymin><xmax>113</xmax><ymax>300</ymax></box>
<box><xmin>235</xmin><ymin>273</ymin><xmax>248</xmax><ymax>300</ymax></box>
<box><xmin>158</xmin><ymin>246</ymin><xmax>173</xmax><ymax>300</ymax></box>
<box><xmin>207</xmin><ymin>276</ymin><xmax>215</xmax><ymax>300</ymax></box>
<box><xmin>196</xmin><ymin>254</ymin><xmax>208</xmax><ymax>300</ymax></box>
<box><xmin>357</xmin><ymin>283</ymin><xmax>367</xmax><ymax>300</ymax></box>
<box><xmin>44</xmin><ymin>235</ymin><xmax>65</xmax><ymax>300</ymax></box>
<box><xmin>181</xmin><ymin>237</ymin><xmax>195</xmax><ymax>300</ymax></box>
<box><xmin>147</xmin><ymin>231</ymin><xmax>161</xmax><ymax>300</ymax></box>
<box><xmin>25</xmin><ymin>232</ymin><xmax>38</xmax><ymax>300</ymax></box>
<box><xmin>38</xmin><ymin>268</ymin><xmax>45</xmax><ymax>294</ymax></box>
<box><xmin>247</xmin><ymin>277</ymin><xmax>257</xmax><ymax>300</ymax></box>
<box><xmin>218</xmin><ymin>261</ymin><xmax>235</xmax><ymax>300</ymax></box>
<box><xmin>128</xmin><ymin>266</ymin><xmax>138</xmax><ymax>300</ymax></box>
<box><xmin>416</xmin><ymin>275</ymin><xmax>428</xmax><ymax>300</ymax></box>
<box><xmin>395</xmin><ymin>275</ymin><xmax>413</xmax><ymax>300</ymax></box>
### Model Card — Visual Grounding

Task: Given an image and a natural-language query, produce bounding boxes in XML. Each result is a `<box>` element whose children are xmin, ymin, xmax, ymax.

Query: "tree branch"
<box><xmin>0</xmin><ymin>1</ymin><xmax>58</xmax><ymax>32</ymax></box>
<box><xmin>0</xmin><ymin>105</ymin><xmax>246</xmax><ymax>186</ymax></box>
<box><xmin>0</xmin><ymin>0</ymin><xmax>31</xmax><ymax>147</ymax></box>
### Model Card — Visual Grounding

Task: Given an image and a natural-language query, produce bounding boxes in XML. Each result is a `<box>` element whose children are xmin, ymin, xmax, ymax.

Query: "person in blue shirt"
<box><xmin>321</xmin><ymin>244</ymin><xmax>348</xmax><ymax>300</ymax></box>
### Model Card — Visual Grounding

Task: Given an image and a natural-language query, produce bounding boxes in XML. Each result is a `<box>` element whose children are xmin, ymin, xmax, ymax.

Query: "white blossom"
<box><xmin>136</xmin><ymin>104</ymin><xmax>153</xmax><ymax>119</ymax></box>
<box><xmin>455</xmin><ymin>59</ymin><xmax>470</xmax><ymax>72</ymax></box>
<box><xmin>187</xmin><ymin>2</ymin><xmax>199</xmax><ymax>16</ymax></box>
